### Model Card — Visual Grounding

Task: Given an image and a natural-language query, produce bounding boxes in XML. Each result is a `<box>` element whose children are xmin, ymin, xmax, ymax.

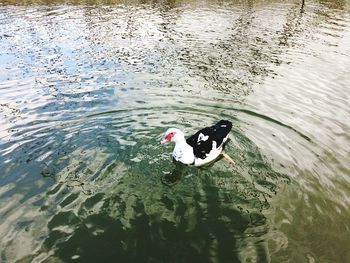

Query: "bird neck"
<box><xmin>174</xmin><ymin>140</ymin><xmax>191</xmax><ymax>151</ymax></box>
<box><xmin>173</xmin><ymin>133</ymin><xmax>187</xmax><ymax>145</ymax></box>
<box><xmin>173</xmin><ymin>137</ymin><xmax>195</xmax><ymax>165</ymax></box>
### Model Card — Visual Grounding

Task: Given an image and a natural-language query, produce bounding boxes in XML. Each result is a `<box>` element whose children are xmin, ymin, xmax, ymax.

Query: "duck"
<box><xmin>160</xmin><ymin>120</ymin><xmax>233</xmax><ymax>166</ymax></box>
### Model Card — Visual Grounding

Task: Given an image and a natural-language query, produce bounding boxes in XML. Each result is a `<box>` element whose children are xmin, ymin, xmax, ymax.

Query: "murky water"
<box><xmin>0</xmin><ymin>0</ymin><xmax>349</xmax><ymax>262</ymax></box>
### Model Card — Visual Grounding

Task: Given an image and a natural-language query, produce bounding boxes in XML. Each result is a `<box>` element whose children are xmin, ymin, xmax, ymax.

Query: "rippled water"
<box><xmin>0</xmin><ymin>0</ymin><xmax>350</xmax><ymax>262</ymax></box>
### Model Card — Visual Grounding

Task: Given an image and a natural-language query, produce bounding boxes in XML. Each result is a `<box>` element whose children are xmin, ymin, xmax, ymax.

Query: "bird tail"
<box><xmin>217</xmin><ymin>120</ymin><xmax>232</xmax><ymax>129</ymax></box>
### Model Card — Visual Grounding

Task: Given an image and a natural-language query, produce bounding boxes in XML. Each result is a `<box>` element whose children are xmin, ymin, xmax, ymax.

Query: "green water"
<box><xmin>0</xmin><ymin>0</ymin><xmax>349</xmax><ymax>262</ymax></box>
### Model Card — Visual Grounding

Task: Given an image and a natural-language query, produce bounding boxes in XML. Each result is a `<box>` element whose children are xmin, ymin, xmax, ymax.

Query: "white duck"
<box><xmin>160</xmin><ymin>120</ymin><xmax>233</xmax><ymax>166</ymax></box>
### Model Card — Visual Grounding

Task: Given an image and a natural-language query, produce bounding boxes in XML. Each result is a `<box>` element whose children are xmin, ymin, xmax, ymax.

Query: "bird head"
<box><xmin>160</xmin><ymin>128</ymin><xmax>184</xmax><ymax>144</ymax></box>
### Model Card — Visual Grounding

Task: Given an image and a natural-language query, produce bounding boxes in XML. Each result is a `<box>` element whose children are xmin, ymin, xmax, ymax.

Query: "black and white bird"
<box><xmin>160</xmin><ymin>120</ymin><xmax>233</xmax><ymax>166</ymax></box>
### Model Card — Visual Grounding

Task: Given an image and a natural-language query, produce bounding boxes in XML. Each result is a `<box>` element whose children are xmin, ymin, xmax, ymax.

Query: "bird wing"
<box><xmin>186</xmin><ymin>120</ymin><xmax>232</xmax><ymax>159</ymax></box>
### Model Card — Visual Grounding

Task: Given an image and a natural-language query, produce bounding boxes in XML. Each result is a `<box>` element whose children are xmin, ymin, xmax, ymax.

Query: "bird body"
<box><xmin>161</xmin><ymin>120</ymin><xmax>232</xmax><ymax>166</ymax></box>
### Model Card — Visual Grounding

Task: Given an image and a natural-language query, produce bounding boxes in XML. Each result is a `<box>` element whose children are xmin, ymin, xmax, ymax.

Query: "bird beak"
<box><xmin>160</xmin><ymin>139</ymin><xmax>168</xmax><ymax>144</ymax></box>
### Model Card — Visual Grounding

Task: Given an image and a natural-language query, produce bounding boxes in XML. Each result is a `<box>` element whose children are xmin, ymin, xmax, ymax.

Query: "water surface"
<box><xmin>0</xmin><ymin>0</ymin><xmax>350</xmax><ymax>262</ymax></box>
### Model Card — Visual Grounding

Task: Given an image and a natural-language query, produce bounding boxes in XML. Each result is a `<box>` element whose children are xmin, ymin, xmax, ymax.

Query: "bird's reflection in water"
<box><xmin>161</xmin><ymin>155</ymin><xmax>228</xmax><ymax>186</ymax></box>
<box><xmin>161</xmin><ymin>160</ymin><xmax>186</xmax><ymax>186</ymax></box>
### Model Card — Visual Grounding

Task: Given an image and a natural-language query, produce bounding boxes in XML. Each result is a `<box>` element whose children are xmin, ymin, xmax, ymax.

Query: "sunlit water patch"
<box><xmin>0</xmin><ymin>0</ymin><xmax>350</xmax><ymax>262</ymax></box>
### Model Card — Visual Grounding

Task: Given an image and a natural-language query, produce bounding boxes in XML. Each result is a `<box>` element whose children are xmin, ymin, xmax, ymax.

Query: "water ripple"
<box><xmin>0</xmin><ymin>1</ymin><xmax>350</xmax><ymax>262</ymax></box>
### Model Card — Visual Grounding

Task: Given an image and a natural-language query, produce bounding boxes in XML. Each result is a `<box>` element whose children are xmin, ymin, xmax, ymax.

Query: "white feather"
<box><xmin>193</xmin><ymin>140</ymin><xmax>222</xmax><ymax>166</ymax></box>
<box><xmin>197</xmin><ymin>133</ymin><xmax>209</xmax><ymax>142</ymax></box>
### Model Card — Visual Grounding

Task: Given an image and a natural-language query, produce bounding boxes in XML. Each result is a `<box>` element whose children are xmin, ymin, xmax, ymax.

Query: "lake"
<box><xmin>0</xmin><ymin>0</ymin><xmax>349</xmax><ymax>262</ymax></box>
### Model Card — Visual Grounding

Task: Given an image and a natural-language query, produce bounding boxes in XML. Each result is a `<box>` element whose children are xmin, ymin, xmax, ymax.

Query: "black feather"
<box><xmin>186</xmin><ymin>120</ymin><xmax>232</xmax><ymax>159</ymax></box>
